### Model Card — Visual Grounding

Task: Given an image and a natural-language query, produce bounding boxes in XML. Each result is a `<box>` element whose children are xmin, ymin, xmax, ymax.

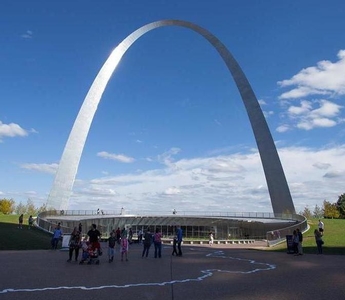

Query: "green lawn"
<box><xmin>0</xmin><ymin>214</ymin><xmax>52</xmax><ymax>250</ymax></box>
<box><xmin>268</xmin><ymin>218</ymin><xmax>345</xmax><ymax>255</ymax></box>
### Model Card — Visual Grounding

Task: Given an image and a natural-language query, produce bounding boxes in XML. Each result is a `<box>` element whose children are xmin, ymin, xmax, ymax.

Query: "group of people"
<box><xmin>62</xmin><ymin>224</ymin><xmax>184</xmax><ymax>264</ymax></box>
<box><xmin>292</xmin><ymin>219</ymin><xmax>325</xmax><ymax>256</ymax></box>
<box><xmin>18</xmin><ymin>214</ymin><xmax>34</xmax><ymax>229</ymax></box>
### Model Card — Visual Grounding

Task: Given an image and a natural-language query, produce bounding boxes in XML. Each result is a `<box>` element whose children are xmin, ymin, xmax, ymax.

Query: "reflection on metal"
<box><xmin>47</xmin><ymin>20</ymin><xmax>295</xmax><ymax>214</ymax></box>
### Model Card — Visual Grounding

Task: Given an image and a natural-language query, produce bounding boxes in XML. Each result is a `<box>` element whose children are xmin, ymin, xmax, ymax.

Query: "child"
<box><xmin>121</xmin><ymin>235</ymin><xmax>129</xmax><ymax>261</ymax></box>
<box><xmin>172</xmin><ymin>235</ymin><xmax>178</xmax><ymax>256</ymax></box>
<box><xmin>108</xmin><ymin>232</ymin><xmax>116</xmax><ymax>263</ymax></box>
<box><xmin>79</xmin><ymin>237</ymin><xmax>90</xmax><ymax>264</ymax></box>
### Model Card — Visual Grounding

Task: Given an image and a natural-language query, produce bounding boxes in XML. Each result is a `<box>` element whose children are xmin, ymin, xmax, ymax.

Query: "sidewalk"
<box><xmin>1</xmin><ymin>243</ymin><xmax>344</xmax><ymax>300</ymax></box>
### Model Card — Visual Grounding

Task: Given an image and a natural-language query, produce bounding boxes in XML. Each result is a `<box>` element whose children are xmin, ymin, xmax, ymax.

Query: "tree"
<box><xmin>37</xmin><ymin>203</ymin><xmax>47</xmax><ymax>214</ymax></box>
<box><xmin>300</xmin><ymin>206</ymin><xmax>312</xmax><ymax>219</ymax></box>
<box><xmin>323</xmin><ymin>200</ymin><xmax>340</xmax><ymax>219</ymax></box>
<box><xmin>336</xmin><ymin>193</ymin><xmax>345</xmax><ymax>218</ymax></box>
<box><xmin>0</xmin><ymin>198</ymin><xmax>15</xmax><ymax>214</ymax></box>
<box><xmin>15</xmin><ymin>202</ymin><xmax>27</xmax><ymax>215</ymax></box>
<box><xmin>313</xmin><ymin>204</ymin><xmax>323</xmax><ymax>218</ymax></box>
<box><xmin>26</xmin><ymin>199</ymin><xmax>37</xmax><ymax>216</ymax></box>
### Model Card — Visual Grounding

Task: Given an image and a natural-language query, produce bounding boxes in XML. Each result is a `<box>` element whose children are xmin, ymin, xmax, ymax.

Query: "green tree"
<box><xmin>323</xmin><ymin>200</ymin><xmax>340</xmax><ymax>219</ymax></box>
<box><xmin>0</xmin><ymin>198</ymin><xmax>15</xmax><ymax>214</ymax></box>
<box><xmin>313</xmin><ymin>204</ymin><xmax>323</xmax><ymax>218</ymax></box>
<box><xmin>37</xmin><ymin>203</ymin><xmax>47</xmax><ymax>214</ymax></box>
<box><xmin>300</xmin><ymin>206</ymin><xmax>312</xmax><ymax>219</ymax></box>
<box><xmin>26</xmin><ymin>199</ymin><xmax>37</xmax><ymax>216</ymax></box>
<box><xmin>336</xmin><ymin>193</ymin><xmax>345</xmax><ymax>218</ymax></box>
<box><xmin>15</xmin><ymin>202</ymin><xmax>27</xmax><ymax>215</ymax></box>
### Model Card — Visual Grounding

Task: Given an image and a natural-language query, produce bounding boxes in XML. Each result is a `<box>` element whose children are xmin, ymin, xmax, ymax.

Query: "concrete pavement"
<box><xmin>1</xmin><ymin>242</ymin><xmax>344</xmax><ymax>300</ymax></box>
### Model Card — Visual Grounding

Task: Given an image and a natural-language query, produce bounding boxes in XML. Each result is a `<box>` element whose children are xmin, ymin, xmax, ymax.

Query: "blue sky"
<box><xmin>1</xmin><ymin>0</ymin><xmax>345</xmax><ymax>214</ymax></box>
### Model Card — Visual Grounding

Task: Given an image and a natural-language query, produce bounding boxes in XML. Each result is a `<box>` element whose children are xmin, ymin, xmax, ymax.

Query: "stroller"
<box><xmin>79</xmin><ymin>241</ymin><xmax>102</xmax><ymax>265</ymax></box>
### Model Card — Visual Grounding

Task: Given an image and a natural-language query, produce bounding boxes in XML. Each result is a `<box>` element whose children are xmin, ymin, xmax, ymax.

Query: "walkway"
<box><xmin>1</xmin><ymin>243</ymin><xmax>344</xmax><ymax>300</ymax></box>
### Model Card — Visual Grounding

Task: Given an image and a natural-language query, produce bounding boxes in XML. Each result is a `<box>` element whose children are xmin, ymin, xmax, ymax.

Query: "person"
<box><xmin>314</xmin><ymin>229</ymin><xmax>323</xmax><ymax>254</ymax></box>
<box><xmin>108</xmin><ymin>231</ymin><xmax>116</xmax><ymax>262</ymax></box>
<box><xmin>18</xmin><ymin>214</ymin><xmax>24</xmax><ymax>229</ymax></box>
<box><xmin>67</xmin><ymin>227</ymin><xmax>81</xmax><ymax>262</ymax></box>
<box><xmin>128</xmin><ymin>228</ymin><xmax>133</xmax><ymax>244</ymax></box>
<box><xmin>120</xmin><ymin>231</ymin><xmax>129</xmax><ymax>261</ymax></box>
<box><xmin>78</xmin><ymin>223</ymin><xmax>82</xmax><ymax>233</ymax></box>
<box><xmin>209</xmin><ymin>232</ymin><xmax>214</xmax><ymax>246</ymax></box>
<box><xmin>296</xmin><ymin>228</ymin><xmax>303</xmax><ymax>255</ymax></box>
<box><xmin>142</xmin><ymin>228</ymin><xmax>153</xmax><ymax>258</ymax></box>
<box><xmin>318</xmin><ymin>219</ymin><xmax>324</xmax><ymax>236</ymax></box>
<box><xmin>51</xmin><ymin>223</ymin><xmax>63</xmax><ymax>250</ymax></box>
<box><xmin>171</xmin><ymin>235</ymin><xmax>178</xmax><ymax>256</ymax></box>
<box><xmin>292</xmin><ymin>230</ymin><xmax>299</xmax><ymax>255</ymax></box>
<box><xmin>115</xmin><ymin>227</ymin><xmax>121</xmax><ymax>243</ymax></box>
<box><xmin>153</xmin><ymin>228</ymin><xmax>162</xmax><ymax>258</ymax></box>
<box><xmin>176</xmin><ymin>226</ymin><xmax>183</xmax><ymax>256</ymax></box>
<box><xmin>138</xmin><ymin>229</ymin><xmax>143</xmax><ymax>244</ymax></box>
<box><xmin>87</xmin><ymin>224</ymin><xmax>101</xmax><ymax>250</ymax></box>
<box><xmin>79</xmin><ymin>237</ymin><xmax>90</xmax><ymax>264</ymax></box>
<box><xmin>97</xmin><ymin>208</ymin><xmax>100</xmax><ymax>215</ymax></box>
<box><xmin>28</xmin><ymin>215</ymin><xmax>34</xmax><ymax>229</ymax></box>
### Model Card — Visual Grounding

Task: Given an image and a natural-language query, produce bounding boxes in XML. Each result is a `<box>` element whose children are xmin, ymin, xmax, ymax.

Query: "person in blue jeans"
<box><xmin>51</xmin><ymin>223</ymin><xmax>63</xmax><ymax>250</ymax></box>
<box><xmin>154</xmin><ymin>228</ymin><xmax>162</xmax><ymax>258</ymax></box>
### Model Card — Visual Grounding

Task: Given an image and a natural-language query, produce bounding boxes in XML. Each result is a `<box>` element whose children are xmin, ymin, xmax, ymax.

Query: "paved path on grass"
<box><xmin>1</xmin><ymin>242</ymin><xmax>344</xmax><ymax>300</ymax></box>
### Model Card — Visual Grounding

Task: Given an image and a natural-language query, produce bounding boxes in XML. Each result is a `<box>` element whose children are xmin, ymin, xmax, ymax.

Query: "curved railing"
<box><xmin>266</xmin><ymin>214</ymin><xmax>308</xmax><ymax>247</ymax></box>
<box><xmin>37</xmin><ymin>210</ymin><xmax>305</xmax><ymax>244</ymax></box>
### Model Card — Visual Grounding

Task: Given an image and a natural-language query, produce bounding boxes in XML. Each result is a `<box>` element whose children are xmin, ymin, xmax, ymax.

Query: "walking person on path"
<box><xmin>153</xmin><ymin>228</ymin><xmax>162</xmax><ymax>258</ymax></box>
<box><xmin>67</xmin><ymin>227</ymin><xmax>81</xmax><ymax>262</ymax></box>
<box><xmin>142</xmin><ymin>228</ymin><xmax>153</xmax><ymax>258</ymax></box>
<box><xmin>108</xmin><ymin>231</ymin><xmax>116</xmax><ymax>263</ymax></box>
<box><xmin>176</xmin><ymin>226</ymin><xmax>183</xmax><ymax>256</ymax></box>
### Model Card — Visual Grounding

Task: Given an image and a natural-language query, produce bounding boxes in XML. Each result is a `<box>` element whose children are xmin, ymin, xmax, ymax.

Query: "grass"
<box><xmin>0</xmin><ymin>214</ymin><xmax>52</xmax><ymax>250</ymax></box>
<box><xmin>1</xmin><ymin>214</ymin><xmax>344</xmax><ymax>254</ymax></box>
<box><xmin>268</xmin><ymin>218</ymin><xmax>345</xmax><ymax>255</ymax></box>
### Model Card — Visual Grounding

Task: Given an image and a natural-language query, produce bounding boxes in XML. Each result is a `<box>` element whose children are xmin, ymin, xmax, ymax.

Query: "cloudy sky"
<box><xmin>1</xmin><ymin>0</ymin><xmax>345</xmax><ymax>214</ymax></box>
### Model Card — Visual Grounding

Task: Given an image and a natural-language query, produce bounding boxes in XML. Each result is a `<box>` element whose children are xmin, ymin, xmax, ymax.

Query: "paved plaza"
<box><xmin>1</xmin><ymin>243</ymin><xmax>344</xmax><ymax>300</ymax></box>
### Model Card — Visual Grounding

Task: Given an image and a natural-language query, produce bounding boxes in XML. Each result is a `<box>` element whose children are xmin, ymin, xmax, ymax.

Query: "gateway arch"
<box><xmin>47</xmin><ymin>19</ymin><xmax>296</xmax><ymax>215</ymax></box>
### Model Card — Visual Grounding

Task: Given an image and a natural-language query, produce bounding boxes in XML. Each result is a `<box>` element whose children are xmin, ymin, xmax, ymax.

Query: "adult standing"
<box><xmin>87</xmin><ymin>224</ymin><xmax>101</xmax><ymax>250</ymax></box>
<box><xmin>18</xmin><ymin>214</ymin><xmax>24</xmax><ymax>229</ymax></box>
<box><xmin>28</xmin><ymin>215</ymin><xmax>34</xmax><ymax>229</ymax></box>
<box><xmin>176</xmin><ymin>226</ymin><xmax>183</xmax><ymax>256</ymax></box>
<box><xmin>78</xmin><ymin>223</ymin><xmax>82</xmax><ymax>233</ymax></box>
<box><xmin>51</xmin><ymin>223</ymin><xmax>63</xmax><ymax>250</ymax></box>
<box><xmin>67</xmin><ymin>227</ymin><xmax>81</xmax><ymax>262</ymax></box>
<box><xmin>153</xmin><ymin>228</ymin><xmax>162</xmax><ymax>258</ymax></box>
<box><xmin>142</xmin><ymin>228</ymin><xmax>153</xmax><ymax>258</ymax></box>
<box><xmin>318</xmin><ymin>219</ymin><xmax>324</xmax><ymax>236</ymax></box>
<box><xmin>314</xmin><ymin>229</ymin><xmax>323</xmax><ymax>254</ymax></box>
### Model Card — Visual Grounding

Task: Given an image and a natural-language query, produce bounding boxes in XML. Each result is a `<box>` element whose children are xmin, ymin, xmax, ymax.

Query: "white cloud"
<box><xmin>20</xmin><ymin>163</ymin><xmax>58</xmax><ymax>174</ymax></box>
<box><xmin>63</xmin><ymin>145</ymin><xmax>345</xmax><ymax>214</ymax></box>
<box><xmin>97</xmin><ymin>151</ymin><xmax>135</xmax><ymax>163</ymax></box>
<box><xmin>163</xmin><ymin>187</ymin><xmax>180</xmax><ymax>195</ymax></box>
<box><xmin>276</xmin><ymin>124</ymin><xmax>290</xmax><ymax>133</ymax></box>
<box><xmin>21</xmin><ymin>30</ymin><xmax>33</xmax><ymax>39</ymax></box>
<box><xmin>0</xmin><ymin>121</ymin><xmax>29</xmax><ymax>140</ymax></box>
<box><xmin>282</xmin><ymin>99</ymin><xmax>342</xmax><ymax>131</ymax></box>
<box><xmin>278</xmin><ymin>50</ymin><xmax>345</xmax><ymax>99</ymax></box>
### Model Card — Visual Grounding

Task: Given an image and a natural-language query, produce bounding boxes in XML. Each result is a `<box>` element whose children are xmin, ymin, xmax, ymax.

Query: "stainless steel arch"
<box><xmin>47</xmin><ymin>19</ymin><xmax>296</xmax><ymax>214</ymax></box>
